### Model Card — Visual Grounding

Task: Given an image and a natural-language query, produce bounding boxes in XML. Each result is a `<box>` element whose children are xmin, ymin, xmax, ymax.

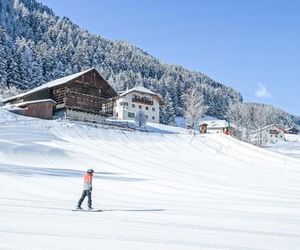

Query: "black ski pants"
<box><xmin>77</xmin><ymin>190</ymin><xmax>92</xmax><ymax>208</ymax></box>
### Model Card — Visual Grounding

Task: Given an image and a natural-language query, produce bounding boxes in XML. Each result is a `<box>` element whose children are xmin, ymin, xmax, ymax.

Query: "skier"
<box><xmin>77</xmin><ymin>169</ymin><xmax>94</xmax><ymax>210</ymax></box>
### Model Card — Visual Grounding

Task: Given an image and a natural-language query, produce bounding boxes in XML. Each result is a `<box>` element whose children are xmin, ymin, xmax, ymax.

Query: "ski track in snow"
<box><xmin>0</xmin><ymin>110</ymin><xmax>300</xmax><ymax>250</ymax></box>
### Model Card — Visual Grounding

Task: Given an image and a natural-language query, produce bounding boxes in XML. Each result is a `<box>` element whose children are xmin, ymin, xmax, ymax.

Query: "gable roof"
<box><xmin>119</xmin><ymin>86</ymin><xmax>157</xmax><ymax>97</ymax></box>
<box><xmin>261</xmin><ymin>124</ymin><xmax>286</xmax><ymax>132</ymax></box>
<box><xmin>2</xmin><ymin>68</ymin><xmax>117</xmax><ymax>103</ymax></box>
<box><xmin>118</xmin><ymin>86</ymin><xmax>163</xmax><ymax>104</ymax></box>
<box><xmin>203</xmin><ymin>119</ymin><xmax>228</xmax><ymax>128</ymax></box>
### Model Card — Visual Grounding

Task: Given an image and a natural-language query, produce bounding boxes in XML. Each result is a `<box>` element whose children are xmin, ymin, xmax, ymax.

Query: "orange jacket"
<box><xmin>83</xmin><ymin>173</ymin><xmax>93</xmax><ymax>190</ymax></box>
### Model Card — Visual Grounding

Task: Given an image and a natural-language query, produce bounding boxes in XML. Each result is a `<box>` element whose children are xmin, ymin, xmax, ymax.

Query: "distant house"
<box><xmin>253</xmin><ymin>124</ymin><xmax>286</xmax><ymax>145</ymax></box>
<box><xmin>202</xmin><ymin>119</ymin><xmax>234</xmax><ymax>135</ymax></box>
<box><xmin>114</xmin><ymin>86</ymin><xmax>162</xmax><ymax>123</ymax></box>
<box><xmin>1</xmin><ymin>68</ymin><xmax>118</xmax><ymax>121</ymax></box>
<box><xmin>285</xmin><ymin>127</ymin><xmax>299</xmax><ymax>135</ymax></box>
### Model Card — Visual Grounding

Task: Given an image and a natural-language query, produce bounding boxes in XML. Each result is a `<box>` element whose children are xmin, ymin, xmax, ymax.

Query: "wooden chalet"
<box><xmin>2</xmin><ymin>68</ymin><xmax>118</xmax><ymax>121</ymax></box>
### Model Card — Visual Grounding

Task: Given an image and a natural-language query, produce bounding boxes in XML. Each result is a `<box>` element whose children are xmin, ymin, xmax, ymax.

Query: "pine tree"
<box><xmin>6</xmin><ymin>51</ymin><xmax>21</xmax><ymax>88</ymax></box>
<box><xmin>160</xmin><ymin>92</ymin><xmax>176</xmax><ymax>125</ymax></box>
<box><xmin>0</xmin><ymin>27</ymin><xmax>8</xmax><ymax>85</ymax></box>
<box><xmin>1</xmin><ymin>0</ymin><xmax>297</xmax><ymax>130</ymax></box>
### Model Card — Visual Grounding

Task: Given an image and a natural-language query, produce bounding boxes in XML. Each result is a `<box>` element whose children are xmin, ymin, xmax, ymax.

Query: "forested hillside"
<box><xmin>0</xmin><ymin>0</ymin><xmax>299</xmax><ymax>127</ymax></box>
<box><xmin>0</xmin><ymin>0</ymin><xmax>242</xmax><ymax>123</ymax></box>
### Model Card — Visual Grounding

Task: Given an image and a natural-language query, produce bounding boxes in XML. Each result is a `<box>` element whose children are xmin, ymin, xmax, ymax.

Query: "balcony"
<box><xmin>132</xmin><ymin>95</ymin><xmax>153</xmax><ymax>105</ymax></box>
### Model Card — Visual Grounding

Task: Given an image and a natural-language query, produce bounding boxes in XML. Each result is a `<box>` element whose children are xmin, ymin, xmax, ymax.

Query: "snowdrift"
<box><xmin>1</xmin><ymin>110</ymin><xmax>300</xmax><ymax>250</ymax></box>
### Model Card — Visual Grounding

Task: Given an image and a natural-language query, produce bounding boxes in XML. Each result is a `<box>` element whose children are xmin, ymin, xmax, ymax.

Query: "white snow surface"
<box><xmin>1</xmin><ymin>109</ymin><xmax>300</xmax><ymax>250</ymax></box>
<box><xmin>266</xmin><ymin>141</ymin><xmax>300</xmax><ymax>159</ymax></box>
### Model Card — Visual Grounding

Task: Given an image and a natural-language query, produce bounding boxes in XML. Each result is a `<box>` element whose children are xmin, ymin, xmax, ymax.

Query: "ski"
<box><xmin>72</xmin><ymin>209</ymin><xmax>102</xmax><ymax>212</ymax></box>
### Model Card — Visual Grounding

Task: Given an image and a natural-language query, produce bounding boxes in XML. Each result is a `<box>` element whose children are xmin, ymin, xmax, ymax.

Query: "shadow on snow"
<box><xmin>0</xmin><ymin>164</ymin><xmax>148</xmax><ymax>182</ymax></box>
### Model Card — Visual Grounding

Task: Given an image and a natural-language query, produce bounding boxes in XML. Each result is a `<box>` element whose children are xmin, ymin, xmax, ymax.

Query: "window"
<box><xmin>120</xmin><ymin>102</ymin><xmax>128</xmax><ymax>106</ymax></box>
<box><xmin>152</xmin><ymin>107</ymin><xmax>155</xmax><ymax>111</ymax></box>
<box><xmin>152</xmin><ymin>116</ymin><xmax>155</xmax><ymax>120</ymax></box>
<box><xmin>139</xmin><ymin>105</ymin><xmax>142</xmax><ymax>109</ymax></box>
<box><xmin>146</xmin><ymin>115</ymin><xmax>148</xmax><ymax>119</ymax></box>
<box><xmin>128</xmin><ymin>112</ymin><xmax>135</xmax><ymax>118</ymax></box>
<box><xmin>132</xmin><ymin>104</ymin><xmax>135</xmax><ymax>108</ymax></box>
<box><xmin>146</xmin><ymin>106</ymin><xmax>149</xmax><ymax>110</ymax></box>
<box><xmin>116</xmin><ymin>112</ymin><xmax>118</xmax><ymax>117</ymax></box>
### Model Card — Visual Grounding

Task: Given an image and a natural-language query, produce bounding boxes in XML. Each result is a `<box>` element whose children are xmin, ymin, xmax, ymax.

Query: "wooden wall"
<box><xmin>21</xmin><ymin>102</ymin><xmax>54</xmax><ymax>120</ymax></box>
<box><xmin>50</xmin><ymin>69</ymin><xmax>117</xmax><ymax>116</ymax></box>
<box><xmin>23</xmin><ymin>89</ymin><xmax>50</xmax><ymax>102</ymax></box>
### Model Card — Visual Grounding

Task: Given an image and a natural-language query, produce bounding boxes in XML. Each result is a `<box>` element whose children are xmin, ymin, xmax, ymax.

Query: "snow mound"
<box><xmin>1</xmin><ymin>114</ymin><xmax>300</xmax><ymax>250</ymax></box>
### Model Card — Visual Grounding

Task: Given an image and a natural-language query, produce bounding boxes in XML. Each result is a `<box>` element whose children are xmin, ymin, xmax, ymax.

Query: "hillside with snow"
<box><xmin>0</xmin><ymin>0</ymin><xmax>242</xmax><ymax>121</ymax></box>
<box><xmin>1</xmin><ymin>109</ymin><xmax>300</xmax><ymax>250</ymax></box>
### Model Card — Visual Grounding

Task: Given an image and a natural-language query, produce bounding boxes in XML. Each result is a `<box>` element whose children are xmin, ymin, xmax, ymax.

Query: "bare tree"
<box><xmin>227</xmin><ymin>103</ymin><xmax>279</xmax><ymax>146</ymax></box>
<box><xmin>227</xmin><ymin>102</ymin><xmax>251</xmax><ymax>140</ymax></box>
<box><xmin>135</xmin><ymin>110</ymin><xmax>147</xmax><ymax>128</ymax></box>
<box><xmin>183</xmin><ymin>85</ymin><xmax>208</xmax><ymax>131</ymax></box>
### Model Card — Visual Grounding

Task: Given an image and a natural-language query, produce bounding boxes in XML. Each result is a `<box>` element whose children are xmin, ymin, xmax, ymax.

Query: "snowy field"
<box><xmin>1</xmin><ymin>110</ymin><xmax>300</xmax><ymax>250</ymax></box>
<box><xmin>266</xmin><ymin>135</ymin><xmax>300</xmax><ymax>159</ymax></box>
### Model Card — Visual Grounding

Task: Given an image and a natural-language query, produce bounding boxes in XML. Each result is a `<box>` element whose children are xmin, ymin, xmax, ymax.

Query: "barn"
<box><xmin>2</xmin><ymin>68</ymin><xmax>118</xmax><ymax>122</ymax></box>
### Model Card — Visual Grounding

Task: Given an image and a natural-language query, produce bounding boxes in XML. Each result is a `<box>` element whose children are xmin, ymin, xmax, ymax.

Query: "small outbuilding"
<box><xmin>199</xmin><ymin>123</ymin><xmax>208</xmax><ymax>133</ymax></box>
<box><xmin>15</xmin><ymin>99</ymin><xmax>56</xmax><ymax>120</ymax></box>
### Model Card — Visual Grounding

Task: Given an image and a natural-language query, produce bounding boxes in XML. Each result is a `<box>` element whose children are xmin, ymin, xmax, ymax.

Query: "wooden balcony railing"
<box><xmin>132</xmin><ymin>95</ymin><xmax>153</xmax><ymax>105</ymax></box>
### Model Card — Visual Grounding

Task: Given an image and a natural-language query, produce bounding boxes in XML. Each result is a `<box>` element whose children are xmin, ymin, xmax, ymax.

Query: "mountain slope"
<box><xmin>0</xmin><ymin>0</ymin><xmax>242</xmax><ymax>120</ymax></box>
<box><xmin>0</xmin><ymin>109</ymin><xmax>300</xmax><ymax>249</ymax></box>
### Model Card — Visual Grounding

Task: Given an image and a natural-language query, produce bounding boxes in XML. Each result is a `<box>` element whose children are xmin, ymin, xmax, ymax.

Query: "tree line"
<box><xmin>0</xmin><ymin>0</ymin><xmax>242</xmax><ymax>125</ymax></box>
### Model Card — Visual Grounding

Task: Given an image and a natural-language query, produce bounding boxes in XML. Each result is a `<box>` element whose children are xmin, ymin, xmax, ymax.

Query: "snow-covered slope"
<box><xmin>266</xmin><ymin>140</ymin><xmax>300</xmax><ymax>159</ymax></box>
<box><xmin>1</xmin><ymin>110</ymin><xmax>300</xmax><ymax>250</ymax></box>
<box><xmin>264</xmin><ymin>135</ymin><xmax>300</xmax><ymax>159</ymax></box>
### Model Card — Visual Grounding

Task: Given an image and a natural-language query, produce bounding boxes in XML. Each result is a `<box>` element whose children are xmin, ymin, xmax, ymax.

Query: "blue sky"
<box><xmin>38</xmin><ymin>0</ymin><xmax>300</xmax><ymax>115</ymax></box>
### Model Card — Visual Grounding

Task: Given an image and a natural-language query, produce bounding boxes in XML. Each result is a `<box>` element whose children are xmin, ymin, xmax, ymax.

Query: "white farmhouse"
<box><xmin>251</xmin><ymin>124</ymin><xmax>286</xmax><ymax>146</ymax></box>
<box><xmin>114</xmin><ymin>86</ymin><xmax>162</xmax><ymax>123</ymax></box>
<box><xmin>261</xmin><ymin>124</ymin><xmax>286</xmax><ymax>144</ymax></box>
<box><xmin>202</xmin><ymin>119</ymin><xmax>234</xmax><ymax>135</ymax></box>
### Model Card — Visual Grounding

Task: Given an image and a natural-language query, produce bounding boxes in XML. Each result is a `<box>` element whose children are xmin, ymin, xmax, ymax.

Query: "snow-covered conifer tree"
<box><xmin>160</xmin><ymin>92</ymin><xmax>176</xmax><ymax>125</ymax></box>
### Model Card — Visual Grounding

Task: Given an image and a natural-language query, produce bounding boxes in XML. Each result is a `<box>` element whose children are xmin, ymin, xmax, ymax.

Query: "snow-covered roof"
<box><xmin>260</xmin><ymin>124</ymin><xmax>286</xmax><ymax>132</ymax></box>
<box><xmin>202</xmin><ymin>119</ymin><xmax>229</xmax><ymax>129</ymax></box>
<box><xmin>119</xmin><ymin>86</ymin><xmax>157</xmax><ymax>97</ymax></box>
<box><xmin>15</xmin><ymin>99</ymin><xmax>57</xmax><ymax>106</ymax></box>
<box><xmin>286</xmin><ymin>127</ymin><xmax>299</xmax><ymax>132</ymax></box>
<box><xmin>2</xmin><ymin>68</ymin><xmax>94</xmax><ymax>103</ymax></box>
